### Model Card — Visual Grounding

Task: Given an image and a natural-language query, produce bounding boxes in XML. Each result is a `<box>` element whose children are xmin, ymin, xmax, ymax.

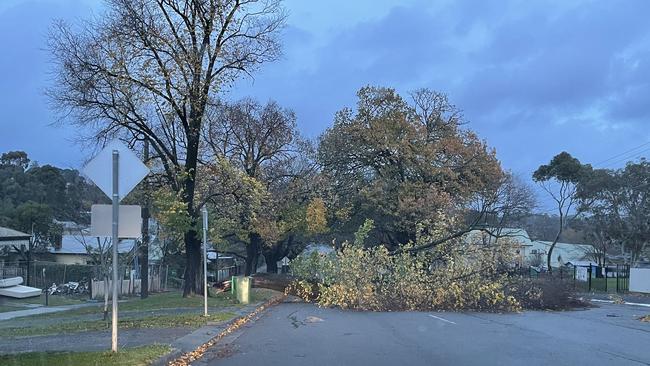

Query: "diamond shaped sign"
<box><xmin>83</xmin><ymin>140</ymin><xmax>149</xmax><ymax>201</ymax></box>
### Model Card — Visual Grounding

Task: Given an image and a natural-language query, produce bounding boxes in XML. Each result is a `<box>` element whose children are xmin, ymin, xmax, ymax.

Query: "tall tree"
<box><xmin>318</xmin><ymin>86</ymin><xmax>503</xmax><ymax>252</ymax></box>
<box><xmin>533</xmin><ymin>152</ymin><xmax>592</xmax><ymax>272</ymax></box>
<box><xmin>202</xmin><ymin>98</ymin><xmax>310</xmax><ymax>275</ymax></box>
<box><xmin>48</xmin><ymin>0</ymin><xmax>285</xmax><ymax>295</ymax></box>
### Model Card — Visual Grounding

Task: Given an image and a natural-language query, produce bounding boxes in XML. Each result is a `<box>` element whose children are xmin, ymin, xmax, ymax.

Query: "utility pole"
<box><xmin>140</xmin><ymin>140</ymin><xmax>150</xmax><ymax>299</ymax></box>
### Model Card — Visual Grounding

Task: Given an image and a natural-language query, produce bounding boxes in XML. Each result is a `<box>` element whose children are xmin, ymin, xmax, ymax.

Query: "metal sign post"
<box><xmin>83</xmin><ymin>140</ymin><xmax>149</xmax><ymax>353</ymax></box>
<box><xmin>202</xmin><ymin>207</ymin><xmax>208</xmax><ymax>317</ymax></box>
<box><xmin>111</xmin><ymin>150</ymin><xmax>119</xmax><ymax>352</ymax></box>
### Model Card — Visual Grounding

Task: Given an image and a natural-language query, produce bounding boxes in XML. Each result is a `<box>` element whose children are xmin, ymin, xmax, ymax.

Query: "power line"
<box><xmin>594</xmin><ymin>141</ymin><xmax>650</xmax><ymax>167</ymax></box>
<box><xmin>599</xmin><ymin>147</ymin><xmax>650</xmax><ymax>169</ymax></box>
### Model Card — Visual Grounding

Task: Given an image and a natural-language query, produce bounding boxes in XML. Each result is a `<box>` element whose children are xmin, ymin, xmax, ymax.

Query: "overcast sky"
<box><xmin>2</xmin><ymin>0</ymin><xmax>650</xmax><ymax>212</ymax></box>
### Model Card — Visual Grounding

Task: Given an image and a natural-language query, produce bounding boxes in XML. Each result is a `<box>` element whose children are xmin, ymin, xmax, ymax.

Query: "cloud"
<box><xmin>233</xmin><ymin>0</ymin><xmax>650</xmax><ymax>178</ymax></box>
<box><xmin>3</xmin><ymin>0</ymin><xmax>650</xmax><ymax>178</ymax></box>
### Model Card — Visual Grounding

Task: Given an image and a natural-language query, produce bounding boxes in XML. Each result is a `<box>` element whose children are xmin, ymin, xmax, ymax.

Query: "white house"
<box><xmin>465</xmin><ymin>228</ymin><xmax>595</xmax><ymax>268</ymax></box>
<box><xmin>48</xmin><ymin>235</ymin><xmax>136</xmax><ymax>265</ymax></box>
<box><xmin>528</xmin><ymin>240</ymin><xmax>593</xmax><ymax>268</ymax></box>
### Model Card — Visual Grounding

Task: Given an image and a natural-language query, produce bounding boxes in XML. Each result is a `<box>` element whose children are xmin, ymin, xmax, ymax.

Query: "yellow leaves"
<box><xmin>306</xmin><ymin>198</ymin><xmax>328</xmax><ymax>234</ymax></box>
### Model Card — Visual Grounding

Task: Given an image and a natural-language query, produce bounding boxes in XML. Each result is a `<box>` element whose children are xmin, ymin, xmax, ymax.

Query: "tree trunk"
<box><xmin>183</xmin><ymin>229</ymin><xmax>201</xmax><ymax>296</ymax></box>
<box><xmin>265</xmin><ymin>250</ymin><xmax>278</xmax><ymax>274</ymax></box>
<box><xmin>245</xmin><ymin>232</ymin><xmax>262</xmax><ymax>276</ymax></box>
<box><xmin>103</xmin><ymin>273</ymin><xmax>109</xmax><ymax>321</ymax></box>
<box><xmin>251</xmin><ymin>273</ymin><xmax>294</xmax><ymax>292</ymax></box>
<box><xmin>547</xmin><ymin>213</ymin><xmax>564</xmax><ymax>274</ymax></box>
<box><xmin>182</xmin><ymin>132</ymin><xmax>201</xmax><ymax>296</ymax></box>
<box><xmin>547</xmin><ymin>231</ymin><xmax>562</xmax><ymax>273</ymax></box>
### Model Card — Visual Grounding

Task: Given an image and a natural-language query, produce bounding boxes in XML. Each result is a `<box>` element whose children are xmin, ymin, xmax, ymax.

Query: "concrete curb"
<box><xmin>590</xmin><ymin>298</ymin><xmax>650</xmax><ymax>308</ymax></box>
<box><xmin>152</xmin><ymin>294</ymin><xmax>286</xmax><ymax>366</ymax></box>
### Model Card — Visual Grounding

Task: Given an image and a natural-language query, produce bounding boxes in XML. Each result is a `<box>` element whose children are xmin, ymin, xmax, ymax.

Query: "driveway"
<box><xmin>198</xmin><ymin>301</ymin><xmax>650</xmax><ymax>366</ymax></box>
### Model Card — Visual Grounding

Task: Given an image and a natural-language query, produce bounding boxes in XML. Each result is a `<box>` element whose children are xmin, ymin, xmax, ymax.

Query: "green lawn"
<box><xmin>0</xmin><ymin>305</ymin><xmax>18</xmax><ymax>313</ymax></box>
<box><xmin>589</xmin><ymin>278</ymin><xmax>627</xmax><ymax>292</ymax></box>
<box><xmin>0</xmin><ymin>294</ymin><xmax>88</xmax><ymax>313</ymax></box>
<box><xmin>0</xmin><ymin>312</ymin><xmax>236</xmax><ymax>337</ymax></box>
<box><xmin>0</xmin><ymin>344</ymin><xmax>171</xmax><ymax>366</ymax></box>
<box><xmin>20</xmin><ymin>288</ymin><xmax>276</xmax><ymax>319</ymax></box>
<box><xmin>0</xmin><ymin>288</ymin><xmax>278</xmax><ymax>338</ymax></box>
<box><xmin>19</xmin><ymin>294</ymin><xmax>88</xmax><ymax>306</ymax></box>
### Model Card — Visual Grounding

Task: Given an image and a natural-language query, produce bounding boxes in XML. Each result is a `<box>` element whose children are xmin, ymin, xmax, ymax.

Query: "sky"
<box><xmin>2</xmin><ymin>0</ymin><xmax>650</xmax><ymax>212</ymax></box>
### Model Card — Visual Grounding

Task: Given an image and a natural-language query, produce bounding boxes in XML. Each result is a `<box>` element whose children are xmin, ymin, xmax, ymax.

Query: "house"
<box><xmin>0</xmin><ymin>227</ymin><xmax>31</xmax><ymax>269</ymax></box>
<box><xmin>528</xmin><ymin>240</ymin><xmax>593</xmax><ymax>268</ymax></box>
<box><xmin>0</xmin><ymin>226</ymin><xmax>30</xmax><ymax>249</ymax></box>
<box><xmin>48</xmin><ymin>234</ymin><xmax>136</xmax><ymax>265</ymax></box>
<box><xmin>53</xmin><ymin>220</ymin><xmax>87</xmax><ymax>235</ymax></box>
<box><xmin>465</xmin><ymin>228</ymin><xmax>595</xmax><ymax>268</ymax></box>
<box><xmin>465</xmin><ymin>228</ymin><xmax>535</xmax><ymax>266</ymax></box>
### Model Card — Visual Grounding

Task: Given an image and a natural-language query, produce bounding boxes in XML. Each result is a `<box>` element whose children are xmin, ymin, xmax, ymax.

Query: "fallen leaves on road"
<box><xmin>168</xmin><ymin>294</ymin><xmax>287</xmax><ymax>366</ymax></box>
<box><xmin>639</xmin><ymin>315</ymin><xmax>650</xmax><ymax>322</ymax></box>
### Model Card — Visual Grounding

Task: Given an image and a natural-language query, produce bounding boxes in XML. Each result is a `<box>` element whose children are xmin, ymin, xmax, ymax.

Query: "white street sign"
<box><xmin>82</xmin><ymin>139</ymin><xmax>149</xmax><ymax>352</ymax></box>
<box><xmin>83</xmin><ymin>140</ymin><xmax>149</xmax><ymax>200</ymax></box>
<box><xmin>91</xmin><ymin>204</ymin><xmax>142</xmax><ymax>238</ymax></box>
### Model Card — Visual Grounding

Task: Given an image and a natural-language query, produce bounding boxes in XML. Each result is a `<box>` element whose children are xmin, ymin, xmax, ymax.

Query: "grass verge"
<box><xmin>0</xmin><ymin>312</ymin><xmax>236</xmax><ymax>338</ymax></box>
<box><xmin>0</xmin><ymin>294</ymin><xmax>86</xmax><ymax>313</ymax></box>
<box><xmin>16</xmin><ymin>289</ymin><xmax>276</xmax><ymax>320</ymax></box>
<box><xmin>0</xmin><ymin>344</ymin><xmax>171</xmax><ymax>366</ymax></box>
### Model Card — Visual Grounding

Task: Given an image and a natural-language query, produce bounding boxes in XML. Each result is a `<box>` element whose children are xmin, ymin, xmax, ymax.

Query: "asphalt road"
<box><xmin>200</xmin><ymin>301</ymin><xmax>650</xmax><ymax>366</ymax></box>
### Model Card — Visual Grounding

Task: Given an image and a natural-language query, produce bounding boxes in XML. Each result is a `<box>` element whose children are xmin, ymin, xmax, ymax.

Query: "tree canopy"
<box><xmin>318</xmin><ymin>86</ymin><xmax>503</xmax><ymax>250</ymax></box>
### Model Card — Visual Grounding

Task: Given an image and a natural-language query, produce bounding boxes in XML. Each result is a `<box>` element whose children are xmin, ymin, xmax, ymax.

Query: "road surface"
<box><xmin>198</xmin><ymin>301</ymin><xmax>650</xmax><ymax>366</ymax></box>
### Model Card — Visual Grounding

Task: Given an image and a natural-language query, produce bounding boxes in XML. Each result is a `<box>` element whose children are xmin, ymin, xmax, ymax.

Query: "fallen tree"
<box><xmin>212</xmin><ymin>273</ymin><xmax>295</xmax><ymax>294</ymax></box>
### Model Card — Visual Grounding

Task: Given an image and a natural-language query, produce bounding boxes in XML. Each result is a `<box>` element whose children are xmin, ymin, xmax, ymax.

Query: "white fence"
<box><xmin>629</xmin><ymin>268</ymin><xmax>650</xmax><ymax>293</ymax></box>
<box><xmin>91</xmin><ymin>274</ymin><xmax>164</xmax><ymax>299</ymax></box>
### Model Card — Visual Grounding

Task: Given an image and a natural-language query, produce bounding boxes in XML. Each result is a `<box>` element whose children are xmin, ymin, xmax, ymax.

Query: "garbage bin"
<box><xmin>233</xmin><ymin>276</ymin><xmax>252</xmax><ymax>304</ymax></box>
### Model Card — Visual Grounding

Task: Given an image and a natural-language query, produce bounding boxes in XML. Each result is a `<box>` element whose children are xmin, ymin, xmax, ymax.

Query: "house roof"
<box><xmin>48</xmin><ymin>235</ymin><xmax>135</xmax><ymax>255</ymax></box>
<box><xmin>0</xmin><ymin>226</ymin><xmax>31</xmax><ymax>247</ymax></box>
<box><xmin>535</xmin><ymin>240</ymin><xmax>594</xmax><ymax>252</ymax></box>
<box><xmin>466</xmin><ymin>228</ymin><xmax>534</xmax><ymax>246</ymax></box>
<box><xmin>566</xmin><ymin>260</ymin><xmax>598</xmax><ymax>267</ymax></box>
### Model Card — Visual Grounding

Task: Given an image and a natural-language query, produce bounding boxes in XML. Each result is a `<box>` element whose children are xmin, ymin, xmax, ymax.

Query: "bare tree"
<box><xmin>48</xmin><ymin>0</ymin><xmax>286</xmax><ymax>295</ymax></box>
<box><xmin>72</xmin><ymin>233</ymin><xmax>113</xmax><ymax>320</ymax></box>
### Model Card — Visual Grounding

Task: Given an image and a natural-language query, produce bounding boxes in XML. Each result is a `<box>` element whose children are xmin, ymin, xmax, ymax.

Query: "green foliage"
<box><xmin>152</xmin><ymin>187</ymin><xmax>192</xmax><ymax>242</ymax></box>
<box><xmin>533</xmin><ymin>151</ymin><xmax>591</xmax><ymax>184</ymax></box>
<box><xmin>353</xmin><ymin>219</ymin><xmax>374</xmax><ymax>247</ymax></box>
<box><xmin>0</xmin><ymin>151</ymin><xmax>105</xmax><ymax>243</ymax></box>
